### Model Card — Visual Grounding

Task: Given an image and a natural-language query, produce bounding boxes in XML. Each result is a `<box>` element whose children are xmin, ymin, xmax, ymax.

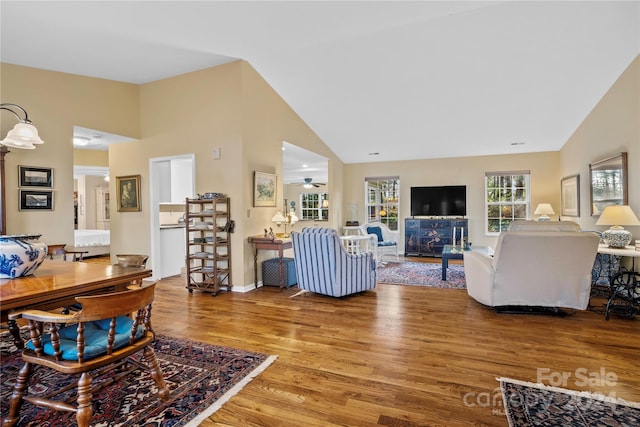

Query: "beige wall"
<box><xmin>73</xmin><ymin>149</ymin><xmax>109</xmax><ymax>167</ymax></box>
<box><xmin>560</xmin><ymin>55</ymin><xmax>639</xmax><ymax>239</ymax></box>
<box><xmin>344</xmin><ymin>152</ymin><xmax>561</xmax><ymax>249</ymax></box>
<box><xmin>2</xmin><ymin>53</ymin><xmax>637</xmax><ymax>284</ymax></box>
<box><xmin>111</xmin><ymin>60</ymin><xmax>343</xmax><ymax>286</ymax></box>
<box><xmin>1</xmin><ymin>63</ymin><xmax>139</xmax><ymax>246</ymax></box>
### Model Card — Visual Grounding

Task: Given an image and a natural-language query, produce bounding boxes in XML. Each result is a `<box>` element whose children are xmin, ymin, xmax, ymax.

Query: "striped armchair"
<box><xmin>291</xmin><ymin>227</ymin><xmax>376</xmax><ymax>297</ymax></box>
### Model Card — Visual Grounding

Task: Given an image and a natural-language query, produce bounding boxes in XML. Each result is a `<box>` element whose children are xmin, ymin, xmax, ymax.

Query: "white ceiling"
<box><xmin>2</xmin><ymin>1</ymin><xmax>638</xmax><ymax>166</ymax></box>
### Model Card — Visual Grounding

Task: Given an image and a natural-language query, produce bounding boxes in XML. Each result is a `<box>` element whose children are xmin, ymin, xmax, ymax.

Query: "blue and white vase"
<box><xmin>0</xmin><ymin>236</ymin><xmax>47</xmax><ymax>278</ymax></box>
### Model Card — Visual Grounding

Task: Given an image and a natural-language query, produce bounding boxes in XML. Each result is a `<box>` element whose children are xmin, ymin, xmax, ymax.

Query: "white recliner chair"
<box><xmin>464</xmin><ymin>221</ymin><xmax>600</xmax><ymax>311</ymax></box>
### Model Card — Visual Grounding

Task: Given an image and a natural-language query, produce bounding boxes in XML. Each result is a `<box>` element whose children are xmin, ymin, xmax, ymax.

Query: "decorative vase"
<box><xmin>0</xmin><ymin>235</ymin><xmax>47</xmax><ymax>278</ymax></box>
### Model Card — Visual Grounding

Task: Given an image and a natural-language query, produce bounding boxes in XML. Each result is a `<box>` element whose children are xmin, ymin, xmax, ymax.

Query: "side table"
<box><xmin>248</xmin><ymin>236</ymin><xmax>293</xmax><ymax>291</ymax></box>
<box><xmin>597</xmin><ymin>244</ymin><xmax>640</xmax><ymax>320</ymax></box>
<box><xmin>441</xmin><ymin>245</ymin><xmax>492</xmax><ymax>280</ymax></box>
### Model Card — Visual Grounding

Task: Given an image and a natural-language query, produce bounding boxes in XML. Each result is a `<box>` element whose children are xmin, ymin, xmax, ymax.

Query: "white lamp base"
<box><xmin>602</xmin><ymin>228</ymin><xmax>632</xmax><ymax>248</ymax></box>
<box><xmin>537</xmin><ymin>215</ymin><xmax>550</xmax><ymax>222</ymax></box>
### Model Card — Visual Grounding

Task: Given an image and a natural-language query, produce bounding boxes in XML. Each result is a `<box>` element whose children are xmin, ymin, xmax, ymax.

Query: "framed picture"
<box><xmin>560</xmin><ymin>174</ymin><xmax>580</xmax><ymax>217</ymax></box>
<box><xmin>19</xmin><ymin>166</ymin><xmax>53</xmax><ymax>188</ymax></box>
<box><xmin>253</xmin><ymin>171</ymin><xmax>277</xmax><ymax>207</ymax></box>
<box><xmin>19</xmin><ymin>190</ymin><xmax>54</xmax><ymax>210</ymax></box>
<box><xmin>116</xmin><ymin>175</ymin><xmax>141</xmax><ymax>212</ymax></box>
<box><xmin>589</xmin><ymin>152</ymin><xmax>627</xmax><ymax>216</ymax></box>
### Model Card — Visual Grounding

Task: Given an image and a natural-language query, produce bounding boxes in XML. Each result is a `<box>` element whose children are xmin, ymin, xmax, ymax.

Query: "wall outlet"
<box><xmin>212</xmin><ymin>147</ymin><xmax>221</xmax><ymax>159</ymax></box>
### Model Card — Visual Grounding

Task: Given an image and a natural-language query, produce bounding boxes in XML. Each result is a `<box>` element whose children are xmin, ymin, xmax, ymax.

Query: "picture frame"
<box><xmin>19</xmin><ymin>165</ymin><xmax>53</xmax><ymax>188</ymax></box>
<box><xmin>253</xmin><ymin>171</ymin><xmax>277</xmax><ymax>207</ymax></box>
<box><xmin>19</xmin><ymin>190</ymin><xmax>54</xmax><ymax>210</ymax></box>
<box><xmin>560</xmin><ymin>174</ymin><xmax>580</xmax><ymax>217</ymax></box>
<box><xmin>589</xmin><ymin>152</ymin><xmax>627</xmax><ymax>216</ymax></box>
<box><xmin>116</xmin><ymin>175</ymin><xmax>141</xmax><ymax>212</ymax></box>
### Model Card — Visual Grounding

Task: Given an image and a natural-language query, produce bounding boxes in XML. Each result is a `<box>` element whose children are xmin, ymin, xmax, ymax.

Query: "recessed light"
<box><xmin>510</xmin><ymin>142</ymin><xmax>525</xmax><ymax>146</ymax></box>
<box><xmin>368</xmin><ymin>152</ymin><xmax>380</xmax><ymax>156</ymax></box>
<box><xmin>302</xmin><ymin>164</ymin><xmax>308</xmax><ymax>168</ymax></box>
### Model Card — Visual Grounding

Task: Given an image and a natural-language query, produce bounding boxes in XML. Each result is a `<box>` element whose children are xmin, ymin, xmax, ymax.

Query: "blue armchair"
<box><xmin>291</xmin><ymin>227</ymin><xmax>376</xmax><ymax>297</ymax></box>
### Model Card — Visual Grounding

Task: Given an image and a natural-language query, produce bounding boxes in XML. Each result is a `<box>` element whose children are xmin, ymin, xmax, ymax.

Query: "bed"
<box><xmin>72</xmin><ymin>229</ymin><xmax>110</xmax><ymax>257</ymax></box>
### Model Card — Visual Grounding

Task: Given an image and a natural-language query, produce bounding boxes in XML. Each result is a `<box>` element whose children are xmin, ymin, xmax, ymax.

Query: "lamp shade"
<box><xmin>534</xmin><ymin>203</ymin><xmax>555</xmax><ymax>215</ymax></box>
<box><xmin>271</xmin><ymin>212</ymin><xmax>286</xmax><ymax>224</ymax></box>
<box><xmin>596</xmin><ymin>205</ymin><xmax>640</xmax><ymax>226</ymax></box>
<box><xmin>289</xmin><ymin>211</ymin><xmax>299</xmax><ymax>225</ymax></box>
<box><xmin>1</xmin><ymin>122</ymin><xmax>45</xmax><ymax>149</ymax></box>
<box><xmin>533</xmin><ymin>203</ymin><xmax>554</xmax><ymax>221</ymax></box>
<box><xmin>596</xmin><ymin>205</ymin><xmax>640</xmax><ymax>248</ymax></box>
<box><xmin>1</xmin><ymin>104</ymin><xmax>44</xmax><ymax>149</ymax></box>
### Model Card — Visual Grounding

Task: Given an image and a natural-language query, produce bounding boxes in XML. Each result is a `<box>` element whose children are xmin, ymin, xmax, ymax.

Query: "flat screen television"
<box><xmin>410</xmin><ymin>185</ymin><xmax>467</xmax><ymax>217</ymax></box>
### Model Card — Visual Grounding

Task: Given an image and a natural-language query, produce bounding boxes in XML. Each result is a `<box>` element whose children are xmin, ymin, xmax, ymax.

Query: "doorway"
<box><xmin>149</xmin><ymin>154</ymin><xmax>195</xmax><ymax>281</ymax></box>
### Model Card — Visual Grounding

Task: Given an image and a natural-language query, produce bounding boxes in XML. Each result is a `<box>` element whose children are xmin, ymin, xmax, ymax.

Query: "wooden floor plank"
<box><xmin>142</xmin><ymin>272</ymin><xmax>640</xmax><ymax>426</ymax></box>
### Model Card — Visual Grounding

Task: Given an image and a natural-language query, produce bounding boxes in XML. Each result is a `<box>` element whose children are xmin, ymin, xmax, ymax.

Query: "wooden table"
<box><xmin>0</xmin><ymin>260</ymin><xmax>152</xmax><ymax>346</ymax></box>
<box><xmin>248</xmin><ymin>235</ymin><xmax>292</xmax><ymax>290</ymax></box>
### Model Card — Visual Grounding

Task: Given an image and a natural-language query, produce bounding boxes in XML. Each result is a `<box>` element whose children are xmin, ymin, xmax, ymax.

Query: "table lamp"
<box><xmin>271</xmin><ymin>199</ymin><xmax>298</xmax><ymax>238</ymax></box>
<box><xmin>534</xmin><ymin>203</ymin><xmax>555</xmax><ymax>221</ymax></box>
<box><xmin>596</xmin><ymin>205</ymin><xmax>640</xmax><ymax>248</ymax></box>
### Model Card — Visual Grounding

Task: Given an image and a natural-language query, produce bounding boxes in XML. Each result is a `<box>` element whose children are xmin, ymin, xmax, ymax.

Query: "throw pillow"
<box><xmin>367</xmin><ymin>226</ymin><xmax>384</xmax><ymax>243</ymax></box>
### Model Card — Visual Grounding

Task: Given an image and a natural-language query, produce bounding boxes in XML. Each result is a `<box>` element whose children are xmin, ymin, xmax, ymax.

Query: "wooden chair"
<box><xmin>115</xmin><ymin>254</ymin><xmax>149</xmax><ymax>267</ymax></box>
<box><xmin>47</xmin><ymin>243</ymin><xmax>67</xmax><ymax>259</ymax></box>
<box><xmin>47</xmin><ymin>243</ymin><xmax>89</xmax><ymax>262</ymax></box>
<box><xmin>2</xmin><ymin>282</ymin><xmax>169</xmax><ymax>427</ymax></box>
<box><xmin>115</xmin><ymin>254</ymin><xmax>149</xmax><ymax>286</ymax></box>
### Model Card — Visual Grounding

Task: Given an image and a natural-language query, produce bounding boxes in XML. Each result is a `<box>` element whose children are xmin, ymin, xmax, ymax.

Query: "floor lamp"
<box><xmin>0</xmin><ymin>103</ymin><xmax>45</xmax><ymax>234</ymax></box>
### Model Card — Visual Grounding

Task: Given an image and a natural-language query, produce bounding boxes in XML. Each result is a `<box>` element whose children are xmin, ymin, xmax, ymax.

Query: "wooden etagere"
<box><xmin>185</xmin><ymin>197</ymin><xmax>232</xmax><ymax>295</ymax></box>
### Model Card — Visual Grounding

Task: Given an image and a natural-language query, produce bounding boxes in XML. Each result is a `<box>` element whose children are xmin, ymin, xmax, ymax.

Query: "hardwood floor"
<box><xmin>133</xmin><ymin>267</ymin><xmax>640</xmax><ymax>427</ymax></box>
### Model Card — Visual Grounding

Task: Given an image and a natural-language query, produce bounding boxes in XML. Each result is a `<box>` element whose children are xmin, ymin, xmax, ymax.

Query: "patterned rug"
<box><xmin>0</xmin><ymin>331</ymin><xmax>277</xmax><ymax>426</ymax></box>
<box><xmin>376</xmin><ymin>261</ymin><xmax>466</xmax><ymax>289</ymax></box>
<box><xmin>499</xmin><ymin>377</ymin><xmax>640</xmax><ymax>426</ymax></box>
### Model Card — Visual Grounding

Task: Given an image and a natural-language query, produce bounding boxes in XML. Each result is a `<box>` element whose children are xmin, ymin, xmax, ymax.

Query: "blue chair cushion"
<box><xmin>378</xmin><ymin>241</ymin><xmax>396</xmax><ymax>247</ymax></box>
<box><xmin>366</xmin><ymin>226</ymin><xmax>384</xmax><ymax>243</ymax></box>
<box><xmin>26</xmin><ymin>316</ymin><xmax>143</xmax><ymax>361</ymax></box>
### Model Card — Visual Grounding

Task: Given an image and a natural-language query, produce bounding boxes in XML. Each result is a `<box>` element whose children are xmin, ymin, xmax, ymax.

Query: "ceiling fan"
<box><xmin>296</xmin><ymin>178</ymin><xmax>326</xmax><ymax>188</ymax></box>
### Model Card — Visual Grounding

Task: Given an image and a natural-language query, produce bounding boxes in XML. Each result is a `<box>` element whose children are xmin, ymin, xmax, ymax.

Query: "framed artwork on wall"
<box><xmin>116</xmin><ymin>174</ymin><xmax>141</xmax><ymax>212</ymax></box>
<box><xmin>560</xmin><ymin>174</ymin><xmax>580</xmax><ymax>217</ymax></box>
<box><xmin>19</xmin><ymin>165</ymin><xmax>53</xmax><ymax>188</ymax></box>
<box><xmin>19</xmin><ymin>190</ymin><xmax>54</xmax><ymax>210</ymax></box>
<box><xmin>253</xmin><ymin>171</ymin><xmax>277</xmax><ymax>207</ymax></box>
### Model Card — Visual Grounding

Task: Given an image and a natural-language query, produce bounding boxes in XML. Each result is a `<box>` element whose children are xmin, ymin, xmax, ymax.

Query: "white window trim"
<box><xmin>484</xmin><ymin>171</ymin><xmax>530</xmax><ymax>236</ymax></box>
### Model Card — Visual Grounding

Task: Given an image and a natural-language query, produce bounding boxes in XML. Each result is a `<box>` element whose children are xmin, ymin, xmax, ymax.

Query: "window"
<box><xmin>485</xmin><ymin>171</ymin><xmax>530</xmax><ymax>234</ymax></box>
<box><xmin>365</xmin><ymin>177</ymin><xmax>399</xmax><ymax>231</ymax></box>
<box><xmin>300</xmin><ymin>193</ymin><xmax>328</xmax><ymax>220</ymax></box>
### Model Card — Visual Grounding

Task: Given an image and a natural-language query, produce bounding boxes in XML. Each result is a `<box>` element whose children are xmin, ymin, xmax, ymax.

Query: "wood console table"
<box><xmin>248</xmin><ymin>235</ymin><xmax>292</xmax><ymax>290</ymax></box>
<box><xmin>0</xmin><ymin>260</ymin><xmax>152</xmax><ymax>347</ymax></box>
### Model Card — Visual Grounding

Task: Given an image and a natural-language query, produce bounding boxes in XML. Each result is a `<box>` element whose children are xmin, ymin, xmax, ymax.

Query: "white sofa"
<box><xmin>464</xmin><ymin>221</ymin><xmax>600</xmax><ymax>311</ymax></box>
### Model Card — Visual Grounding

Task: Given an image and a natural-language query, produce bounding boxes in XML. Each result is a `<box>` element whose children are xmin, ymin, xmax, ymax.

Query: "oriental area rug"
<box><xmin>499</xmin><ymin>377</ymin><xmax>640</xmax><ymax>426</ymax></box>
<box><xmin>376</xmin><ymin>261</ymin><xmax>466</xmax><ymax>289</ymax></box>
<box><xmin>0</xmin><ymin>332</ymin><xmax>277</xmax><ymax>426</ymax></box>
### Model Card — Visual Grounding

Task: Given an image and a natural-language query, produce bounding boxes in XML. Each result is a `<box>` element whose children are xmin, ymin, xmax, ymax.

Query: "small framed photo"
<box><xmin>19</xmin><ymin>190</ymin><xmax>54</xmax><ymax>210</ymax></box>
<box><xmin>253</xmin><ymin>171</ymin><xmax>277</xmax><ymax>207</ymax></box>
<box><xmin>116</xmin><ymin>175</ymin><xmax>141</xmax><ymax>212</ymax></box>
<box><xmin>561</xmin><ymin>174</ymin><xmax>580</xmax><ymax>217</ymax></box>
<box><xmin>19</xmin><ymin>165</ymin><xmax>53</xmax><ymax>188</ymax></box>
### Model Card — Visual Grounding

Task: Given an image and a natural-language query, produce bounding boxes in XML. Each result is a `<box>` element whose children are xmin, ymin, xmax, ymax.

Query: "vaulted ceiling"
<box><xmin>1</xmin><ymin>1</ymin><xmax>638</xmax><ymax>165</ymax></box>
